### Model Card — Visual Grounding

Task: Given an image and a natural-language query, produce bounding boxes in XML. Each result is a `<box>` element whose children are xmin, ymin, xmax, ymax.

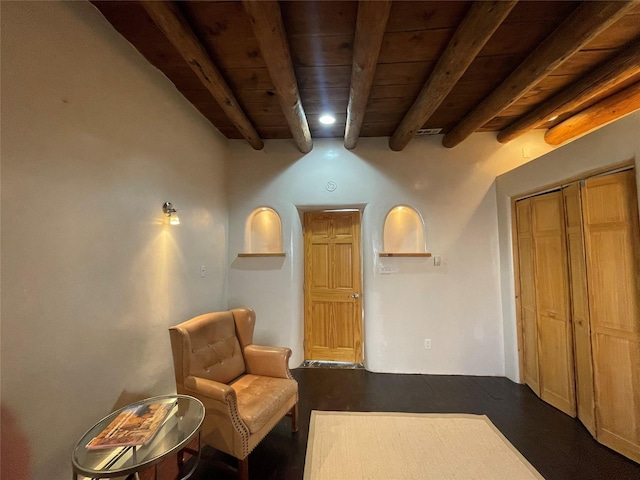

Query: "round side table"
<box><xmin>72</xmin><ymin>394</ymin><xmax>204</xmax><ymax>480</ymax></box>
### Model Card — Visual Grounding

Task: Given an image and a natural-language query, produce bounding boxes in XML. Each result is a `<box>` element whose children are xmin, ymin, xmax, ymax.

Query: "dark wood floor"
<box><xmin>181</xmin><ymin>368</ymin><xmax>640</xmax><ymax>480</ymax></box>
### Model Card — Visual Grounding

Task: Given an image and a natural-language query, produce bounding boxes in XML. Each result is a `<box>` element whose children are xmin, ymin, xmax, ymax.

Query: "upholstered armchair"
<box><xmin>169</xmin><ymin>308</ymin><xmax>298</xmax><ymax>480</ymax></box>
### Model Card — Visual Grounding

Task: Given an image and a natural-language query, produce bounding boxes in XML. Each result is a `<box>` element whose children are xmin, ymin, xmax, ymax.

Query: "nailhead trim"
<box><xmin>224</xmin><ymin>389</ymin><xmax>250</xmax><ymax>455</ymax></box>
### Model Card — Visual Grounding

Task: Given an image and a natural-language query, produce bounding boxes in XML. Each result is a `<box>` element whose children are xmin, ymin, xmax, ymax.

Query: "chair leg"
<box><xmin>291</xmin><ymin>403</ymin><xmax>299</xmax><ymax>433</ymax></box>
<box><xmin>238</xmin><ymin>457</ymin><xmax>249</xmax><ymax>480</ymax></box>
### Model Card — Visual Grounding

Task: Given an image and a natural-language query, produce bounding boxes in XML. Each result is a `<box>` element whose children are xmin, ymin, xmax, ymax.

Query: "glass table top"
<box><xmin>72</xmin><ymin>394</ymin><xmax>204</xmax><ymax>478</ymax></box>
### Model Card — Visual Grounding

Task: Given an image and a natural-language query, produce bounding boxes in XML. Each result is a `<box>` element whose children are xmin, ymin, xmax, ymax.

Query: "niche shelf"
<box><xmin>380</xmin><ymin>205</ymin><xmax>430</xmax><ymax>257</ymax></box>
<box><xmin>239</xmin><ymin>207</ymin><xmax>285</xmax><ymax>257</ymax></box>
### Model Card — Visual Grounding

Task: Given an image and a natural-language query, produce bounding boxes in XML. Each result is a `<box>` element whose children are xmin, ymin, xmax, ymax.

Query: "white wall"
<box><xmin>227</xmin><ymin>133</ymin><xmax>554</xmax><ymax>374</ymax></box>
<box><xmin>497</xmin><ymin>111</ymin><xmax>640</xmax><ymax>382</ymax></box>
<box><xmin>1</xmin><ymin>2</ymin><xmax>228</xmax><ymax>479</ymax></box>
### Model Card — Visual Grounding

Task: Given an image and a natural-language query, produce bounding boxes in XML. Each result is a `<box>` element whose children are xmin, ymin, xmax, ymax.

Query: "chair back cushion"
<box><xmin>171</xmin><ymin>311</ymin><xmax>246</xmax><ymax>384</ymax></box>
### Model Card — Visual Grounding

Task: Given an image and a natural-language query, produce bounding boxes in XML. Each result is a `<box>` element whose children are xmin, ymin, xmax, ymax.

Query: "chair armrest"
<box><xmin>184</xmin><ymin>375</ymin><xmax>236</xmax><ymax>403</ymax></box>
<box><xmin>244</xmin><ymin>345</ymin><xmax>292</xmax><ymax>379</ymax></box>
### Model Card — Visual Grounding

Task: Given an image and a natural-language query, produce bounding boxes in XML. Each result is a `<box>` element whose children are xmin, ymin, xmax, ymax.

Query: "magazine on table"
<box><xmin>87</xmin><ymin>400</ymin><xmax>177</xmax><ymax>450</ymax></box>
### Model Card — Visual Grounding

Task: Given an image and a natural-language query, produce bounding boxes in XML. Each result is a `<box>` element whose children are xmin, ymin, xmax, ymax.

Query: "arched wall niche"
<box><xmin>243</xmin><ymin>206</ymin><xmax>284</xmax><ymax>255</ymax></box>
<box><xmin>382</xmin><ymin>205</ymin><xmax>430</xmax><ymax>256</ymax></box>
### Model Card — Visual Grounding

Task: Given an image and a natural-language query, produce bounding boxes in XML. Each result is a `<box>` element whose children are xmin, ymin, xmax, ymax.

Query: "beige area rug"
<box><xmin>304</xmin><ymin>411</ymin><xmax>545</xmax><ymax>480</ymax></box>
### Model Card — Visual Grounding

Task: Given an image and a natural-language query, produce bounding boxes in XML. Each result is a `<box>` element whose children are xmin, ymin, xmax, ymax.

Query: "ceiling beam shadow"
<box><xmin>442</xmin><ymin>1</ymin><xmax>637</xmax><ymax>149</ymax></box>
<box><xmin>141</xmin><ymin>1</ymin><xmax>264</xmax><ymax>150</ymax></box>
<box><xmin>243</xmin><ymin>0</ymin><xmax>313</xmax><ymax>154</ymax></box>
<box><xmin>389</xmin><ymin>0</ymin><xmax>517</xmax><ymax>152</ymax></box>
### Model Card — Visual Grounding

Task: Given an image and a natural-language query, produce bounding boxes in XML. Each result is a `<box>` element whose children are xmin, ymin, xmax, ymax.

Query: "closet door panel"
<box><xmin>522</xmin><ymin>307</ymin><xmax>540</xmax><ymax>393</ymax></box>
<box><xmin>537</xmin><ymin>313</ymin><xmax>575</xmax><ymax>410</ymax></box>
<box><xmin>516</xmin><ymin>199</ymin><xmax>540</xmax><ymax>395</ymax></box>
<box><xmin>583</xmin><ymin>171</ymin><xmax>640</xmax><ymax>462</ymax></box>
<box><xmin>594</xmin><ymin>332</ymin><xmax>640</xmax><ymax>459</ymax></box>
<box><xmin>563</xmin><ymin>183</ymin><xmax>595</xmax><ymax>435</ymax></box>
<box><xmin>532</xmin><ymin>193</ymin><xmax>576</xmax><ymax>417</ymax></box>
<box><xmin>534</xmin><ymin>235</ymin><xmax>567</xmax><ymax>312</ymax></box>
<box><xmin>588</xmin><ymin>228</ymin><xmax>636</xmax><ymax>330</ymax></box>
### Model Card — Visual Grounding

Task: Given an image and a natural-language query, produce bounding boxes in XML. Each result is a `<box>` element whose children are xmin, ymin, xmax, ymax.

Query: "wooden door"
<box><xmin>515</xmin><ymin>198</ymin><xmax>541</xmax><ymax>396</ymax></box>
<box><xmin>582</xmin><ymin>170</ymin><xmax>640</xmax><ymax>462</ymax></box>
<box><xmin>304</xmin><ymin>211</ymin><xmax>363</xmax><ymax>363</ymax></box>
<box><xmin>563</xmin><ymin>183</ymin><xmax>596</xmax><ymax>435</ymax></box>
<box><xmin>531</xmin><ymin>192</ymin><xmax>576</xmax><ymax>417</ymax></box>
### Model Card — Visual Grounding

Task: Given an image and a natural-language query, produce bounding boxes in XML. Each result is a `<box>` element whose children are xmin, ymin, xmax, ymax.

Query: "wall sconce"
<box><xmin>162</xmin><ymin>201</ymin><xmax>180</xmax><ymax>225</ymax></box>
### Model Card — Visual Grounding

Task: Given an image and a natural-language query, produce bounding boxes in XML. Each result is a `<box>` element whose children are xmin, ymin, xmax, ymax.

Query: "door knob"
<box><xmin>350</xmin><ymin>293</ymin><xmax>360</xmax><ymax>298</ymax></box>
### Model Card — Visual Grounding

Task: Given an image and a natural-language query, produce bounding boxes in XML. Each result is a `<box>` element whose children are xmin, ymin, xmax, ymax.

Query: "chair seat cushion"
<box><xmin>230</xmin><ymin>374</ymin><xmax>297</xmax><ymax>433</ymax></box>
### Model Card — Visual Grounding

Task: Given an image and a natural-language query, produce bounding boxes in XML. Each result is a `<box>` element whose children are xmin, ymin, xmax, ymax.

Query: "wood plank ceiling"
<box><xmin>93</xmin><ymin>0</ymin><xmax>640</xmax><ymax>153</ymax></box>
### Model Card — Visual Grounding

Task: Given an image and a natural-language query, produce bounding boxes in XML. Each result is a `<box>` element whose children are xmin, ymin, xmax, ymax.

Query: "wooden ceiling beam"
<box><xmin>442</xmin><ymin>1</ymin><xmax>637</xmax><ymax>149</ymax></box>
<box><xmin>344</xmin><ymin>0</ymin><xmax>392</xmax><ymax>150</ymax></box>
<box><xmin>389</xmin><ymin>0</ymin><xmax>517</xmax><ymax>152</ymax></box>
<box><xmin>498</xmin><ymin>40</ymin><xmax>640</xmax><ymax>144</ymax></box>
<box><xmin>544</xmin><ymin>81</ymin><xmax>640</xmax><ymax>146</ymax></box>
<box><xmin>140</xmin><ymin>1</ymin><xmax>263</xmax><ymax>150</ymax></box>
<box><xmin>243</xmin><ymin>0</ymin><xmax>313</xmax><ymax>154</ymax></box>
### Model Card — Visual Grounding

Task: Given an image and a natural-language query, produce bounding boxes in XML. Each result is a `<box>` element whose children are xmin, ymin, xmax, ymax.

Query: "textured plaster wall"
<box><xmin>1</xmin><ymin>2</ymin><xmax>229</xmax><ymax>478</ymax></box>
<box><xmin>227</xmin><ymin>133</ymin><xmax>554</xmax><ymax>374</ymax></box>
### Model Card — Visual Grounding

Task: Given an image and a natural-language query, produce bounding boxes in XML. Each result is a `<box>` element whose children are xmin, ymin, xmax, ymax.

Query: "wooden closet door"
<box><xmin>531</xmin><ymin>192</ymin><xmax>576</xmax><ymax>417</ymax></box>
<box><xmin>563</xmin><ymin>183</ymin><xmax>596</xmax><ymax>435</ymax></box>
<box><xmin>515</xmin><ymin>198</ymin><xmax>540</xmax><ymax>396</ymax></box>
<box><xmin>582</xmin><ymin>170</ymin><xmax>640</xmax><ymax>462</ymax></box>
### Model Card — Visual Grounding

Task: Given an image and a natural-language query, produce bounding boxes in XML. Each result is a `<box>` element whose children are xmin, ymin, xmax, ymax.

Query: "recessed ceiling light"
<box><xmin>319</xmin><ymin>114</ymin><xmax>336</xmax><ymax>125</ymax></box>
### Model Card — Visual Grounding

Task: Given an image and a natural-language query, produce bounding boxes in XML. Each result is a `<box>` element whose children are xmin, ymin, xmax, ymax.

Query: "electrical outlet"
<box><xmin>424</xmin><ymin>338</ymin><xmax>432</xmax><ymax>350</ymax></box>
<box><xmin>200</xmin><ymin>265</ymin><xmax>206</xmax><ymax>278</ymax></box>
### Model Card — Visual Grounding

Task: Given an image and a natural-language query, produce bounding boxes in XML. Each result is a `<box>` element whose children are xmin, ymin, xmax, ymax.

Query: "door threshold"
<box><xmin>298</xmin><ymin>360</ymin><xmax>364</xmax><ymax>369</ymax></box>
